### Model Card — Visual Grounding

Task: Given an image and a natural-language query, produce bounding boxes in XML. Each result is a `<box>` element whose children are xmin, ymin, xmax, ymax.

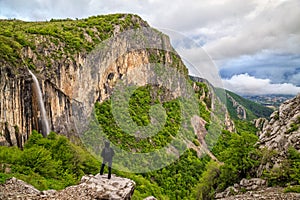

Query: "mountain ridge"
<box><xmin>222</xmin><ymin>89</ymin><xmax>273</xmax><ymax>121</ymax></box>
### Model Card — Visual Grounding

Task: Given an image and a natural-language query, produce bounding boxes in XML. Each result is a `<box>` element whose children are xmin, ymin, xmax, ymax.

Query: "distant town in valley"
<box><xmin>243</xmin><ymin>94</ymin><xmax>296</xmax><ymax>109</ymax></box>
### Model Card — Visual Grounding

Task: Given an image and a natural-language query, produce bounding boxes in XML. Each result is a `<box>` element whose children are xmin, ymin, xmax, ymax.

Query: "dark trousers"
<box><xmin>100</xmin><ymin>160</ymin><xmax>112</xmax><ymax>179</ymax></box>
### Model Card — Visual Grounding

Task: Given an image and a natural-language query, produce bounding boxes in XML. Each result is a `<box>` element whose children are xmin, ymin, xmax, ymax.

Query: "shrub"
<box><xmin>0</xmin><ymin>131</ymin><xmax>100</xmax><ymax>190</ymax></box>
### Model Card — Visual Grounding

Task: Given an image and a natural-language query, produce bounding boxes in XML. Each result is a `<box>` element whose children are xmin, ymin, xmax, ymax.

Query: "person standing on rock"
<box><xmin>100</xmin><ymin>141</ymin><xmax>115</xmax><ymax>179</ymax></box>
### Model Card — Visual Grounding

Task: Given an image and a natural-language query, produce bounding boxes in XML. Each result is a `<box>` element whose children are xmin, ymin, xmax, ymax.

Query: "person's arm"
<box><xmin>101</xmin><ymin>148</ymin><xmax>105</xmax><ymax>157</ymax></box>
<box><xmin>111</xmin><ymin>148</ymin><xmax>115</xmax><ymax>157</ymax></box>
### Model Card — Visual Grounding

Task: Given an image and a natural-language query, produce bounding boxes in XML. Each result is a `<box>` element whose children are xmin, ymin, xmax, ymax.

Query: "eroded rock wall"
<box><xmin>0</xmin><ymin>26</ymin><xmax>187</xmax><ymax>148</ymax></box>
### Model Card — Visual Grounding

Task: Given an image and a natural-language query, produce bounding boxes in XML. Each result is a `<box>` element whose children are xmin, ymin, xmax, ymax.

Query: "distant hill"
<box><xmin>216</xmin><ymin>89</ymin><xmax>273</xmax><ymax>121</ymax></box>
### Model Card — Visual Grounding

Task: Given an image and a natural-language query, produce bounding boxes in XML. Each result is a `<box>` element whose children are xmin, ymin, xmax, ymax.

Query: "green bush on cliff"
<box><xmin>264</xmin><ymin>147</ymin><xmax>300</xmax><ymax>187</ymax></box>
<box><xmin>214</xmin><ymin>130</ymin><xmax>259</xmax><ymax>191</ymax></box>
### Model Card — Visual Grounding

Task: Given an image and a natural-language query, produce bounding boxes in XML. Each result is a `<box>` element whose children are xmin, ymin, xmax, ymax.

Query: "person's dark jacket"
<box><xmin>101</xmin><ymin>145</ymin><xmax>114</xmax><ymax>162</ymax></box>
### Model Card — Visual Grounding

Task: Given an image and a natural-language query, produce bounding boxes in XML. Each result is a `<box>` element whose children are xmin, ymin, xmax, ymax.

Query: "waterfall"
<box><xmin>29</xmin><ymin>70</ymin><xmax>50</xmax><ymax>137</ymax></box>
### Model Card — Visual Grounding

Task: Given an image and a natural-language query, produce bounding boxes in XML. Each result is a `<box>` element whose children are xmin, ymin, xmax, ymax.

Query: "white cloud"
<box><xmin>204</xmin><ymin>0</ymin><xmax>300</xmax><ymax>60</ymax></box>
<box><xmin>223</xmin><ymin>73</ymin><xmax>300</xmax><ymax>95</ymax></box>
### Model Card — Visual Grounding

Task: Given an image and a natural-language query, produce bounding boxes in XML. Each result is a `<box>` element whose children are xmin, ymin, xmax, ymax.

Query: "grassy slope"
<box><xmin>0</xmin><ymin>14</ymin><xmax>145</xmax><ymax>68</ymax></box>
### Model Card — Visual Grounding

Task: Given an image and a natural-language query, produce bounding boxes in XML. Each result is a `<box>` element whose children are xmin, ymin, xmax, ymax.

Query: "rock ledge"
<box><xmin>0</xmin><ymin>174</ymin><xmax>135</xmax><ymax>200</ymax></box>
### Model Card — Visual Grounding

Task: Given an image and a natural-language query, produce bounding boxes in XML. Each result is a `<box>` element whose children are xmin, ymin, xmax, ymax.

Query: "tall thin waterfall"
<box><xmin>29</xmin><ymin>70</ymin><xmax>50</xmax><ymax>137</ymax></box>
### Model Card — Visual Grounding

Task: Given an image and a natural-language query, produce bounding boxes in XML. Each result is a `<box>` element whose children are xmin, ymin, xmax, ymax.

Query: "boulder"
<box><xmin>215</xmin><ymin>178</ymin><xmax>267</xmax><ymax>199</ymax></box>
<box><xmin>0</xmin><ymin>174</ymin><xmax>136</xmax><ymax>200</ymax></box>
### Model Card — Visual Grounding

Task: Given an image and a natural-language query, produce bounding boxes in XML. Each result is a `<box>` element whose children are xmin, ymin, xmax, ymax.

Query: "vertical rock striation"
<box><xmin>0</xmin><ymin>19</ymin><xmax>188</xmax><ymax>148</ymax></box>
<box><xmin>0</xmin><ymin>67</ymin><xmax>33</xmax><ymax>148</ymax></box>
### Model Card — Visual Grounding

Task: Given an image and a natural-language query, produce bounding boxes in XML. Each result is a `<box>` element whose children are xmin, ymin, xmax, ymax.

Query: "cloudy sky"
<box><xmin>1</xmin><ymin>0</ymin><xmax>300</xmax><ymax>95</ymax></box>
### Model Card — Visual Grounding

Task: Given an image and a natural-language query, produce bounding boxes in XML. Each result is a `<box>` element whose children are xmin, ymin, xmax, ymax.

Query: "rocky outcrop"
<box><xmin>0</xmin><ymin>174</ymin><xmax>136</xmax><ymax>200</ymax></box>
<box><xmin>215</xmin><ymin>178</ymin><xmax>267</xmax><ymax>199</ymax></box>
<box><xmin>215</xmin><ymin>178</ymin><xmax>300</xmax><ymax>200</ymax></box>
<box><xmin>255</xmin><ymin>94</ymin><xmax>300</xmax><ymax>175</ymax></box>
<box><xmin>257</xmin><ymin>94</ymin><xmax>300</xmax><ymax>151</ymax></box>
<box><xmin>216</xmin><ymin>95</ymin><xmax>300</xmax><ymax>200</ymax></box>
<box><xmin>225</xmin><ymin>111</ymin><xmax>235</xmax><ymax>132</ymax></box>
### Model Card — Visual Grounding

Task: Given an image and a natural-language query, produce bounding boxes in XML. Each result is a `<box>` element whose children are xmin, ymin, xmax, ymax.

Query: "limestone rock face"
<box><xmin>255</xmin><ymin>94</ymin><xmax>300</xmax><ymax>175</ymax></box>
<box><xmin>0</xmin><ymin>174</ymin><xmax>136</xmax><ymax>200</ymax></box>
<box><xmin>0</xmin><ymin>17</ymin><xmax>187</xmax><ymax>148</ymax></box>
<box><xmin>257</xmin><ymin>94</ymin><xmax>300</xmax><ymax>152</ymax></box>
<box><xmin>0</xmin><ymin>67</ymin><xmax>34</xmax><ymax>147</ymax></box>
<box><xmin>190</xmin><ymin>76</ymin><xmax>235</xmax><ymax>133</ymax></box>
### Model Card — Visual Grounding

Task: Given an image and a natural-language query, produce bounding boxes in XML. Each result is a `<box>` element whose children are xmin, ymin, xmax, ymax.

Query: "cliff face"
<box><xmin>190</xmin><ymin>76</ymin><xmax>235</xmax><ymax>133</ymax></box>
<box><xmin>0</xmin><ymin>14</ymin><xmax>189</xmax><ymax>148</ymax></box>
<box><xmin>0</xmin><ymin>14</ymin><xmax>235</xmax><ymax>150</ymax></box>
<box><xmin>225</xmin><ymin>90</ymin><xmax>273</xmax><ymax>121</ymax></box>
<box><xmin>255</xmin><ymin>94</ymin><xmax>300</xmax><ymax>174</ymax></box>
<box><xmin>256</xmin><ymin>94</ymin><xmax>300</xmax><ymax>152</ymax></box>
<box><xmin>226</xmin><ymin>94</ymin><xmax>247</xmax><ymax>120</ymax></box>
<box><xmin>0</xmin><ymin>67</ymin><xmax>34</xmax><ymax>147</ymax></box>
